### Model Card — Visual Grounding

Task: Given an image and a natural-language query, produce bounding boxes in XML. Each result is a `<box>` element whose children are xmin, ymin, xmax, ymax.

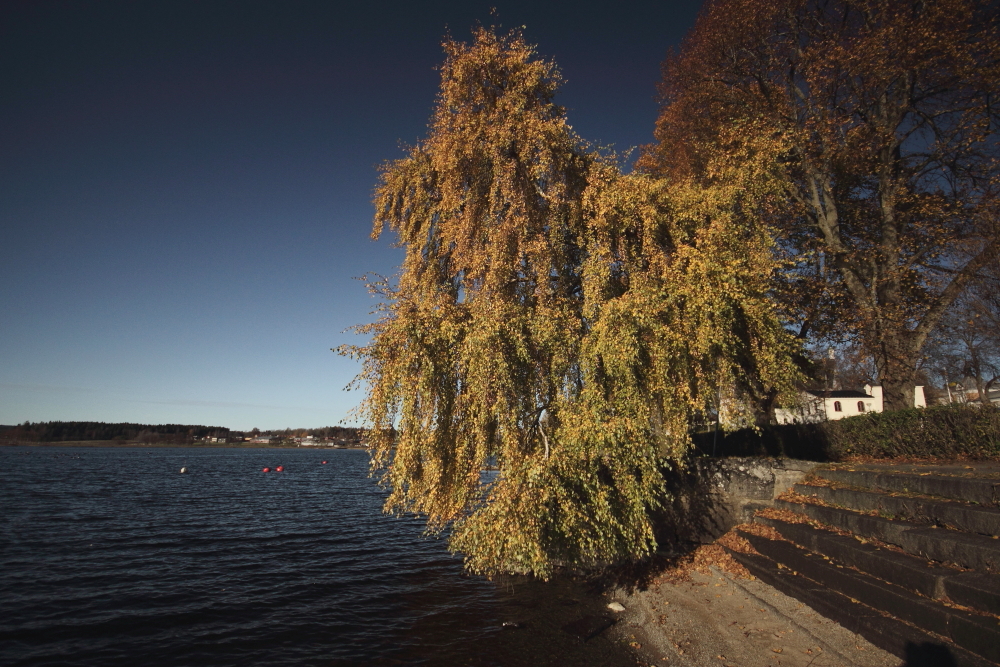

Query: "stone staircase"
<box><xmin>722</xmin><ymin>462</ymin><xmax>1000</xmax><ymax>667</ymax></box>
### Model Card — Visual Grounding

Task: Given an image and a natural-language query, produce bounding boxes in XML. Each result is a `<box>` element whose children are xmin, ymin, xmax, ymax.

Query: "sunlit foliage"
<box><xmin>339</xmin><ymin>29</ymin><xmax>800</xmax><ymax>577</ymax></box>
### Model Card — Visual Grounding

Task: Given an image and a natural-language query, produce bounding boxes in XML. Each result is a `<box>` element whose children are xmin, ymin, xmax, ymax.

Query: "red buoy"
<box><xmin>276</xmin><ymin>465</ymin><xmax>284</xmax><ymax>472</ymax></box>
<box><xmin>321</xmin><ymin>461</ymin><xmax>327</xmax><ymax>465</ymax></box>
<box><xmin>262</xmin><ymin>467</ymin><xmax>271</xmax><ymax>472</ymax></box>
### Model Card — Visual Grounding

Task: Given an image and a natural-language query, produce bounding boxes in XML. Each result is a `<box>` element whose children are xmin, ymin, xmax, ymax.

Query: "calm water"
<box><xmin>0</xmin><ymin>446</ymin><xmax>636</xmax><ymax>667</ymax></box>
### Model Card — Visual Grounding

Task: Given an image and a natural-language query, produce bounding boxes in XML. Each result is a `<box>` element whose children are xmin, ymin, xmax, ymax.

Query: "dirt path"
<box><xmin>608</xmin><ymin>566</ymin><xmax>899</xmax><ymax>667</ymax></box>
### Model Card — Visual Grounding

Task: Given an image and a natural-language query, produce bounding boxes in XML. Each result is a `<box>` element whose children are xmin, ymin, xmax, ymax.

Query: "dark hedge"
<box><xmin>691</xmin><ymin>404</ymin><xmax>1000</xmax><ymax>461</ymax></box>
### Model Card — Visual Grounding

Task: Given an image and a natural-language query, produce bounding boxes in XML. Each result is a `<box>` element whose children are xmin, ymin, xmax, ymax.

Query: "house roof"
<box><xmin>806</xmin><ymin>390</ymin><xmax>872</xmax><ymax>399</ymax></box>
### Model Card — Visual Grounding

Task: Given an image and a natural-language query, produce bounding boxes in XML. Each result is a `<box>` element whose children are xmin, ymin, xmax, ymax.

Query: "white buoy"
<box><xmin>180</xmin><ymin>467</ymin><xmax>187</xmax><ymax>473</ymax></box>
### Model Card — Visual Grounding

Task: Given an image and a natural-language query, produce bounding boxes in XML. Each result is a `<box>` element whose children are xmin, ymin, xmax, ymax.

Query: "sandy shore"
<box><xmin>605</xmin><ymin>553</ymin><xmax>898</xmax><ymax>667</ymax></box>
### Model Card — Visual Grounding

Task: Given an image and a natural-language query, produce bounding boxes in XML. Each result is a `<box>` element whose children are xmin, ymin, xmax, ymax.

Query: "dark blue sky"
<box><xmin>1</xmin><ymin>0</ymin><xmax>703</xmax><ymax>430</ymax></box>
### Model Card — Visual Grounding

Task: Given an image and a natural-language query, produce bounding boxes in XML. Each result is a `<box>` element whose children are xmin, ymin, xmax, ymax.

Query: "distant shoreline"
<box><xmin>1</xmin><ymin>440</ymin><xmax>366</xmax><ymax>449</ymax></box>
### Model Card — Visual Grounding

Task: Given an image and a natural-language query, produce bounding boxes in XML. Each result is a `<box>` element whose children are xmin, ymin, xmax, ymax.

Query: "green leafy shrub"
<box><xmin>692</xmin><ymin>404</ymin><xmax>1000</xmax><ymax>461</ymax></box>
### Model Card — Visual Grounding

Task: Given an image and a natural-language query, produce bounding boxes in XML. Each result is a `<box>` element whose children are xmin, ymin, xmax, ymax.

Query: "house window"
<box><xmin>858</xmin><ymin>401</ymin><xmax>865</xmax><ymax>412</ymax></box>
<box><xmin>833</xmin><ymin>401</ymin><xmax>842</xmax><ymax>412</ymax></box>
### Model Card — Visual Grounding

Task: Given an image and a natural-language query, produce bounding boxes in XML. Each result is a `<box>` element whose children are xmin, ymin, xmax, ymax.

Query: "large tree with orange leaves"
<box><xmin>341</xmin><ymin>28</ymin><xmax>799</xmax><ymax>576</ymax></box>
<box><xmin>643</xmin><ymin>0</ymin><xmax>1000</xmax><ymax>411</ymax></box>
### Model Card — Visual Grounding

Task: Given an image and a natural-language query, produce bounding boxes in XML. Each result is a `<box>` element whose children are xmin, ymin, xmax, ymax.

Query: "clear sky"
<box><xmin>1</xmin><ymin>0</ymin><xmax>703</xmax><ymax>431</ymax></box>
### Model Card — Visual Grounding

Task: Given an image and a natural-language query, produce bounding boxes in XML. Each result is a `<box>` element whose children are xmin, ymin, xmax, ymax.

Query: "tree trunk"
<box><xmin>880</xmin><ymin>377</ymin><xmax>916</xmax><ymax>412</ymax></box>
<box><xmin>754</xmin><ymin>388</ymin><xmax>780</xmax><ymax>428</ymax></box>
<box><xmin>874</xmin><ymin>340</ymin><xmax>919</xmax><ymax>412</ymax></box>
<box><xmin>976</xmin><ymin>375</ymin><xmax>991</xmax><ymax>407</ymax></box>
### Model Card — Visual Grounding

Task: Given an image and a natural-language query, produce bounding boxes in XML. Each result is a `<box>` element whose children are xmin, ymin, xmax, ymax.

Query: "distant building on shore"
<box><xmin>944</xmin><ymin>379</ymin><xmax>1000</xmax><ymax>406</ymax></box>
<box><xmin>775</xmin><ymin>385</ymin><xmax>926</xmax><ymax>424</ymax></box>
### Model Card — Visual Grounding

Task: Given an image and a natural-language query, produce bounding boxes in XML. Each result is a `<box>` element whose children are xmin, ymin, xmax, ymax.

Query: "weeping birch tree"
<box><xmin>340</xmin><ymin>28</ymin><xmax>800</xmax><ymax>577</ymax></box>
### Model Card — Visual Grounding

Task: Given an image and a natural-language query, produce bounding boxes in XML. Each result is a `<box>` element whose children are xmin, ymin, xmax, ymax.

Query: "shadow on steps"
<box><xmin>905</xmin><ymin>641</ymin><xmax>959</xmax><ymax>667</ymax></box>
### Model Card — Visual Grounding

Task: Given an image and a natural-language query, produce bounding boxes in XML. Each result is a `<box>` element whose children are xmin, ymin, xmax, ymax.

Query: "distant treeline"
<box><xmin>0</xmin><ymin>421</ymin><xmax>232</xmax><ymax>443</ymax></box>
<box><xmin>0</xmin><ymin>422</ymin><xmax>363</xmax><ymax>444</ymax></box>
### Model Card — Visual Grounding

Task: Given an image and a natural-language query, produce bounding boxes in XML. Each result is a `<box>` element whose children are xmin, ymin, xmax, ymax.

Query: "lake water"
<box><xmin>0</xmin><ymin>446</ymin><xmax>637</xmax><ymax>666</ymax></box>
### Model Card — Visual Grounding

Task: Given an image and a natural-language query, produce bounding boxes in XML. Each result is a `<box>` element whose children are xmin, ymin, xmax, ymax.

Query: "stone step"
<box><xmin>722</xmin><ymin>546</ymin><xmax>997</xmax><ymax>667</ymax></box>
<box><xmin>775</xmin><ymin>498</ymin><xmax>1000</xmax><ymax>572</ymax></box>
<box><xmin>792</xmin><ymin>482</ymin><xmax>1000</xmax><ymax>537</ymax></box>
<box><xmin>814</xmin><ymin>467</ymin><xmax>1000</xmax><ymax>506</ymax></box>
<box><xmin>738</xmin><ymin>530</ymin><xmax>1000</xmax><ymax>665</ymax></box>
<box><xmin>753</xmin><ymin>516</ymin><xmax>1000</xmax><ymax>617</ymax></box>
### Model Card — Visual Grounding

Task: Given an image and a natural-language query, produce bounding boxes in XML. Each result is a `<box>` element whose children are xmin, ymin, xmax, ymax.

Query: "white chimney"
<box><xmin>866</xmin><ymin>385</ymin><xmax>884</xmax><ymax>412</ymax></box>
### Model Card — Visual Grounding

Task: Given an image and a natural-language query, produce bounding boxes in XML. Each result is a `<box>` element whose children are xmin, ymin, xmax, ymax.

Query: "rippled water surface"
<box><xmin>0</xmin><ymin>447</ymin><xmax>635</xmax><ymax>667</ymax></box>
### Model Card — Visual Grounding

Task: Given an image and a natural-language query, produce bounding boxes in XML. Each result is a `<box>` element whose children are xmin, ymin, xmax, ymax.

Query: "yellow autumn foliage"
<box><xmin>339</xmin><ymin>28</ymin><xmax>800</xmax><ymax>577</ymax></box>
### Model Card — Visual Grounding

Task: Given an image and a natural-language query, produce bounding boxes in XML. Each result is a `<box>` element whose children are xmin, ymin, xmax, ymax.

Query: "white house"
<box><xmin>775</xmin><ymin>385</ymin><xmax>925</xmax><ymax>424</ymax></box>
<box><xmin>946</xmin><ymin>380</ymin><xmax>1000</xmax><ymax>406</ymax></box>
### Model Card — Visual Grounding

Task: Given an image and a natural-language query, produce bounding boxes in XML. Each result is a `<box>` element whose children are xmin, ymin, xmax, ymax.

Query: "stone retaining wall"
<box><xmin>657</xmin><ymin>457</ymin><xmax>818</xmax><ymax>547</ymax></box>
